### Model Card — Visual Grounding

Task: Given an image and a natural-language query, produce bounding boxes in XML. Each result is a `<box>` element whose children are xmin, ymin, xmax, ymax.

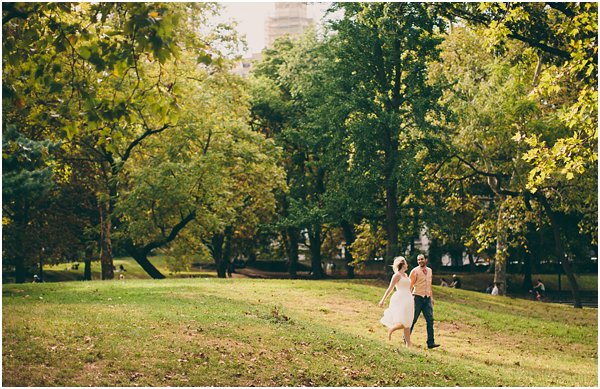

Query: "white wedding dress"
<box><xmin>380</xmin><ymin>275</ymin><xmax>414</xmax><ymax>328</ymax></box>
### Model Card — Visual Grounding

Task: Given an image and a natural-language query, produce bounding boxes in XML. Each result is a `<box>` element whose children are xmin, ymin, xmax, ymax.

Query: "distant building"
<box><xmin>231</xmin><ymin>52</ymin><xmax>262</xmax><ymax>78</ymax></box>
<box><xmin>265</xmin><ymin>2</ymin><xmax>314</xmax><ymax>47</ymax></box>
<box><xmin>233</xmin><ymin>3</ymin><xmax>315</xmax><ymax>78</ymax></box>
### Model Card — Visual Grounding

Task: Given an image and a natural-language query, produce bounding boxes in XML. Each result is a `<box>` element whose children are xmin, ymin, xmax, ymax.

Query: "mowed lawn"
<box><xmin>2</xmin><ymin>278</ymin><xmax>597</xmax><ymax>387</ymax></box>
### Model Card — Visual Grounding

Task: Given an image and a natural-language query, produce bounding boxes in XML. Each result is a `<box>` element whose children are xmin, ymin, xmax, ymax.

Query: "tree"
<box><xmin>2</xmin><ymin>126</ymin><xmax>57</xmax><ymax>282</ymax></box>
<box><xmin>116</xmin><ymin>62</ymin><xmax>285</xmax><ymax>278</ymax></box>
<box><xmin>436</xmin><ymin>3</ymin><xmax>597</xmax><ymax>306</ymax></box>
<box><xmin>327</xmin><ymin>2</ymin><xmax>446</xmax><ymax>276</ymax></box>
<box><xmin>250</xmin><ymin>32</ymin><xmax>332</xmax><ymax>278</ymax></box>
<box><xmin>3</xmin><ymin>3</ymin><xmax>244</xmax><ymax>279</ymax></box>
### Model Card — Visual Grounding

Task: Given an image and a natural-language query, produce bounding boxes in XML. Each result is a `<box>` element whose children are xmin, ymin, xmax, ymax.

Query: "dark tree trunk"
<box><xmin>494</xmin><ymin>199</ymin><xmax>508</xmax><ymax>295</ymax></box>
<box><xmin>522</xmin><ymin>249</ymin><xmax>533</xmax><ymax>291</ymax></box>
<box><xmin>449</xmin><ymin>245</ymin><xmax>463</xmax><ymax>268</ymax></box>
<box><xmin>126</xmin><ymin>246</ymin><xmax>166</xmax><ymax>279</ymax></box>
<box><xmin>467</xmin><ymin>252</ymin><xmax>475</xmax><ymax>273</ymax></box>
<box><xmin>83</xmin><ymin>243</ymin><xmax>94</xmax><ymax>281</ymax></box>
<box><xmin>13</xmin><ymin>218</ymin><xmax>27</xmax><ymax>283</ymax></box>
<box><xmin>286</xmin><ymin>227</ymin><xmax>299</xmax><ymax>278</ymax></box>
<box><xmin>98</xmin><ymin>198</ymin><xmax>114</xmax><ymax>280</ymax></box>
<box><xmin>308</xmin><ymin>224</ymin><xmax>324</xmax><ymax>279</ymax></box>
<box><xmin>221</xmin><ymin>227</ymin><xmax>233</xmax><ymax>277</ymax></box>
<box><xmin>123</xmin><ymin>211</ymin><xmax>194</xmax><ymax>279</ymax></box>
<box><xmin>84</xmin><ymin>258</ymin><xmax>92</xmax><ymax>281</ymax></box>
<box><xmin>211</xmin><ymin>233</ymin><xmax>226</xmax><ymax>278</ymax></box>
<box><xmin>247</xmin><ymin>251</ymin><xmax>257</xmax><ymax>265</ymax></box>
<box><xmin>38</xmin><ymin>256</ymin><xmax>44</xmax><ymax>282</ymax></box>
<box><xmin>538</xmin><ymin>195</ymin><xmax>582</xmax><ymax>308</ymax></box>
<box><xmin>340</xmin><ymin>221</ymin><xmax>355</xmax><ymax>279</ymax></box>
<box><xmin>428</xmin><ymin>238</ymin><xmax>443</xmax><ymax>271</ymax></box>
<box><xmin>135</xmin><ymin>254</ymin><xmax>165</xmax><ymax>279</ymax></box>
<box><xmin>409</xmin><ymin>208</ymin><xmax>420</xmax><ymax>258</ymax></box>
<box><xmin>14</xmin><ymin>254</ymin><xmax>26</xmax><ymax>284</ymax></box>
<box><xmin>384</xmin><ymin>183</ymin><xmax>399</xmax><ymax>278</ymax></box>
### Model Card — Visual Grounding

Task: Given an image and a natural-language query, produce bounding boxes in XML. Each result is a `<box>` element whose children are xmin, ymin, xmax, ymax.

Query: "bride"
<box><xmin>378</xmin><ymin>256</ymin><xmax>414</xmax><ymax>347</ymax></box>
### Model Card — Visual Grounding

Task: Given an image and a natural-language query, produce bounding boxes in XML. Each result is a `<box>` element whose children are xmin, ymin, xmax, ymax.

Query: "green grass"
<box><xmin>3</xmin><ymin>278</ymin><xmax>597</xmax><ymax>386</ymax></box>
<box><xmin>435</xmin><ymin>271</ymin><xmax>597</xmax><ymax>293</ymax></box>
<box><xmin>41</xmin><ymin>256</ymin><xmax>215</xmax><ymax>282</ymax></box>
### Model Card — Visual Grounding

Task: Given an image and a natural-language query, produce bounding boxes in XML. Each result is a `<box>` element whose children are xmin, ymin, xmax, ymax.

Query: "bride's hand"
<box><xmin>377</xmin><ymin>300</ymin><xmax>384</xmax><ymax>307</ymax></box>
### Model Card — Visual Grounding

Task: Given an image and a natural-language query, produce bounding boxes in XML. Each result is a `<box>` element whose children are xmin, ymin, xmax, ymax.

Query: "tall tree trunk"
<box><xmin>428</xmin><ymin>238</ymin><xmax>443</xmax><ymax>271</ymax></box>
<box><xmin>14</xmin><ymin>254</ymin><xmax>26</xmax><ymax>284</ymax></box>
<box><xmin>286</xmin><ymin>227</ymin><xmax>299</xmax><ymax>278</ymax></box>
<box><xmin>522</xmin><ymin>248</ymin><xmax>533</xmax><ymax>291</ymax></box>
<box><xmin>385</xmin><ymin>183</ymin><xmax>399</xmax><ymax>278</ymax></box>
<box><xmin>98</xmin><ymin>197</ymin><xmax>114</xmax><ymax>280</ymax></box>
<box><xmin>538</xmin><ymin>195</ymin><xmax>582</xmax><ymax>308</ymax></box>
<box><xmin>467</xmin><ymin>252</ymin><xmax>475</xmax><ymax>273</ymax></box>
<box><xmin>13</xmin><ymin>218</ymin><xmax>27</xmax><ymax>283</ymax></box>
<box><xmin>83</xmin><ymin>244</ymin><xmax>93</xmax><ymax>281</ymax></box>
<box><xmin>450</xmin><ymin>245</ymin><xmax>463</xmax><ymax>268</ymax></box>
<box><xmin>308</xmin><ymin>224</ymin><xmax>324</xmax><ymax>279</ymax></box>
<box><xmin>340</xmin><ymin>221</ymin><xmax>355</xmax><ymax>279</ymax></box>
<box><xmin>247</xmin><ymin>251</ymin><xmax>257</xmax><ymax>265</ymax></box>
<box><xmin>494</xmin><ymin>198</ymin><xmax>508</xmax><ymax>295</ymax></box>
<box><xmin>211</xmin><ymin>233</ymin><xmax>226</xmax><ymax>278</ymax></box>
<box><xmin>221</xmin><ymin>227</ymin><xmax>233</xmax><ymax>277</ymax></box>
<box><xmin>38</xmin><ymin>256</ymin><xmax>44</xmax><ymax>282</ymax></box>
<box><xmin>410</xmin><ymin>208</ymin><xmax>419</xmax><ymax>257</ymax></box>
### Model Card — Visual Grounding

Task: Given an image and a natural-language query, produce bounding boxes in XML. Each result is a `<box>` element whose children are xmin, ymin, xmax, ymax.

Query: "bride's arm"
<box><xmin>378</xmin><ymin>273</ymin><xmax>400</xmax><ymax>307</ymax></box>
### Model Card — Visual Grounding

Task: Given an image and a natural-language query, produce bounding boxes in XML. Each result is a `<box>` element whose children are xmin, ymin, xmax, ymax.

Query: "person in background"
<box><xmin>491</xmin><ymin>282</ymin><xmax>499</xmax><ymax>296</ymax></box>
<box><xmin>532</xmin><ymin>279</ymin><xmax>545</xmax><ymax>301</ymax></box>
<box><xmin>485</xmin><ymin>283</ymin><xmax>494</xmax><ymax>294</ymax></box>
<box><xmin>450</xmin><ymin>274</ymin><xmax>462</xmax><ymax>288</ymax></box>
<box><xmin>439</xmin><ymin>278</ymin><xmax>449</xmax><ymax>287</ymax></box>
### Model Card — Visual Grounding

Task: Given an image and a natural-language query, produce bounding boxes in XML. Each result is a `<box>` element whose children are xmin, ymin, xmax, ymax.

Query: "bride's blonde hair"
<box><xmin>392</xmin><ymin>256</ymin><xmax>407</xmax><ymax>273</ymax></box>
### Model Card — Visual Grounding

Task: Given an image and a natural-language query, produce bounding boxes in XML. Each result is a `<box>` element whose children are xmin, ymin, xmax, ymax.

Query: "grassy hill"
<box><xmin>34</xmin><ymin>256</ymin><xmax>217</xmax><ymax>282</ymax></box>
<box><xmin>2</xmin><ymin>278</ymin><xmax>597</xmax><ymax>386</ymax></box>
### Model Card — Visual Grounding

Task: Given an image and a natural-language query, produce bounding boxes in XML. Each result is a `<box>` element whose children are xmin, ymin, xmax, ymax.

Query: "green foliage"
<box><xmin>441</xmin><ymin>2</ymin><xmax>598</xmax><ymax>244</ymax></box>
<box><xmin>348</xmin><ymin>221</ymin><xmax>387</xmax><ymax>267</ymax></box>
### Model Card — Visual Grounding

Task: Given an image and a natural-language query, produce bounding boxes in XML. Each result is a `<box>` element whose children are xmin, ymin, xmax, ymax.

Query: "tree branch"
<box><xmin>121</xmin><ymin>109</ymin><xmax>170</xmax><ymax>163</ymax></box>
<box><xmin>142</xmin><ymin>211</ymin><xmax>196</xmax><ymax>254</ymax></box>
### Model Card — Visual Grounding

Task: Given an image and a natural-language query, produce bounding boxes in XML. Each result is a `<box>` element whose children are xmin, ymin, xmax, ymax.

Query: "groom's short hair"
<box><xmin>417</xmin><ymin>254</ymin><xmax>426</xmax><ymax>260</ymax></box>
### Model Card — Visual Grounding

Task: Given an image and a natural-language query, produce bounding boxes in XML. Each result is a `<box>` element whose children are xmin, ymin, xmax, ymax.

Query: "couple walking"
<box><xmin>378</xmin><ymin>254</ymin><xmax>440</xmax><ymax>349</ymax></box>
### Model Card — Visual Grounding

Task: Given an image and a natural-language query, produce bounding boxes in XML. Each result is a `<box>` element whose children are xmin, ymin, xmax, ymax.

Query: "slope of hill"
<box><xmin>2</xmin><ymin>278</ymin><xmax>597</xmax><ymax>386</ymax></box>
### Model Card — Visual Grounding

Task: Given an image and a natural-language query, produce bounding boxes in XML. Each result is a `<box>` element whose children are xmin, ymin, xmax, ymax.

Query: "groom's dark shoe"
<box><xmin>427</xmin><ymin>344</ymin><xmax>440</xmax><ymax>349</ymax></box>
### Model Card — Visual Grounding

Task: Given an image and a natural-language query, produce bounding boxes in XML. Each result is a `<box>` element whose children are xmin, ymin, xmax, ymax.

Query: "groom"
<box><xmin>409</xmin><ymin>254</ymin><xmax>440</xmax><ymax>349</ymax></box>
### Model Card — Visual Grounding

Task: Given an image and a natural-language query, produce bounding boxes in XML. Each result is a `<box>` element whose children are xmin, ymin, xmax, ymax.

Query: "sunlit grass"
<box><xmin>42</xmin><ymin>256</ymin><xmax>215</xmax><ymax>282</ymax></box>
<box><xmin>3</xmin><ymin>278</ymin><xmax>596</xmax><ymax>386</ymax></box>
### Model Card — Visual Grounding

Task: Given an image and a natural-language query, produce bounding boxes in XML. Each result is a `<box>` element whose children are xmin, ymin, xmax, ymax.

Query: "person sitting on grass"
<box><xmin>531</xmin><ymin>279</ymin><xmax>545</xmax><ymax>301</ymax></box>
<box><xmin>491</xmin><ymin>282</ymin><xmax>499</xmax><ymax>296</ymax></box>
<box><xmin>450</xmin><ymin>274</ymin><xmax>461</xmax><ymax>288</ymax></box>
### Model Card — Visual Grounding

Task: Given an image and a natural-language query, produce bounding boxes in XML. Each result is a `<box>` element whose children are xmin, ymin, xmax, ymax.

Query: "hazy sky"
<box><xmin>219</xmin><ymin>2</ymin><xmax>332</xmax><ymax>55</ymax></box>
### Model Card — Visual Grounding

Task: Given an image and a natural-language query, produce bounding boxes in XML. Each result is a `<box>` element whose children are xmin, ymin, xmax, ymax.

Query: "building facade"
<box><xmin>265</xmin><ymin>2</ymin><xmax>313</xmax><ymax>48</ymax></box>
